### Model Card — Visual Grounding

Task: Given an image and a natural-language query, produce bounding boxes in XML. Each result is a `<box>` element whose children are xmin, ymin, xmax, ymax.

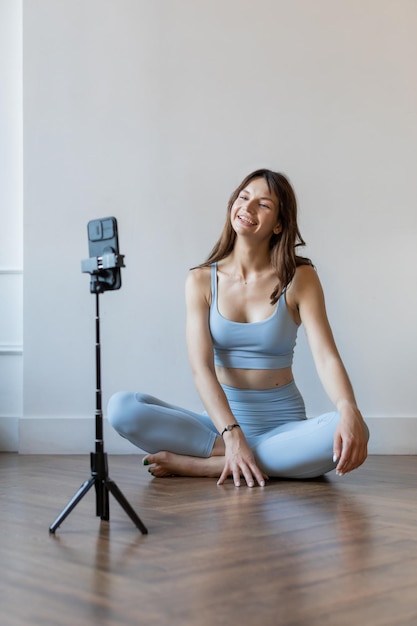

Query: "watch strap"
<box><xmin>221</xmin><ymin>424</ymin><xmax>241</xmax><ymax>437</ymax></box>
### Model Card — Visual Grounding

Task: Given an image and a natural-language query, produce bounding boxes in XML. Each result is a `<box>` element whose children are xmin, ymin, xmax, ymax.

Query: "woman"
<box><xmin>108</xmin><ymin>169</ymin><xmax>369</xmax><ymax>488</ymax></box>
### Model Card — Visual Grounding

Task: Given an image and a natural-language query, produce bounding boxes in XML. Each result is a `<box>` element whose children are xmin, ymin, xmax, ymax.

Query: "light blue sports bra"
<box><xmin>210</xmin><ymin>263</ymin><xmax>298</xmax><ymax>369</ymax></box>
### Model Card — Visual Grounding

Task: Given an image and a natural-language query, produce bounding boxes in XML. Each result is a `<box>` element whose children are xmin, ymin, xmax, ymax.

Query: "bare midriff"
<box><xmin>215</xmin><ymin>365</ymin><xmax>294</xmax><ymax>390</ymax></box>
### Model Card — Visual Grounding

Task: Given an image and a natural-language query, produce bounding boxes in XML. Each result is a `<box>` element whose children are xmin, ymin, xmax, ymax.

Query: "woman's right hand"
<box><xmin>217</xmin><ymin>428</ymin><xmax>268</xmax><ymax>487</ymax></box>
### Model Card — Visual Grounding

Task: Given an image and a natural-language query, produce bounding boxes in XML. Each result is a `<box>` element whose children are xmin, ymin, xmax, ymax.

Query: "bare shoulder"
<box><xmin>291</xmin><ymin>264</ymin><xmax>321</xmax><ymax>290</ymax></box>
<box><xmin>286</xmin><ymin>264</ymin><xmax>324</xmax><ymax>314</ymax></box>
<box><xmin>185</xmin><ymin>266</ymin><xmax>212</xmax><ymax>304</ymax></box>
<box><xmin>186</xmin><ymin>266</ymin><xmax>211</xmax><ymax>289</ymax></box>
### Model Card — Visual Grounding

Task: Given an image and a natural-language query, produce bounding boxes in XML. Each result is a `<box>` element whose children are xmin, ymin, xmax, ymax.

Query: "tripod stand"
<box><xmin>49</xmin><ymin>243</ymin><xmax>148</xmax><ymax>534</ymax></box>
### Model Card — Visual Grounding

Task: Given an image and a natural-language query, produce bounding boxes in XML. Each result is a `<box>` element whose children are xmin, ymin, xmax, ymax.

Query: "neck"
<box><xmin>230</xmin><ymin>239</ymin><xmax>271</xmax><ymax>269</ymax></box>
<box><xmin>224</xmin><ymin>243</ymin><xmax>273</xmax><ymax>283</ymax></box>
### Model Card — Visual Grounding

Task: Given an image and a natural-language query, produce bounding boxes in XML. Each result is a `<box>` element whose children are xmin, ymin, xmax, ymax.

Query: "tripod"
<box><xmin>49</xmin><ymin>249</ymin><xmax>148</xmax><ymax>534</ymax></box>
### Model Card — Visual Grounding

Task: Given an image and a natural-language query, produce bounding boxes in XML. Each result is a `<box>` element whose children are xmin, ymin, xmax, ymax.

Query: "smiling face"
<box><xmin>230</xmin><ymin>177</ymin><xmax>281</xmax><ymax>242</ymax></box>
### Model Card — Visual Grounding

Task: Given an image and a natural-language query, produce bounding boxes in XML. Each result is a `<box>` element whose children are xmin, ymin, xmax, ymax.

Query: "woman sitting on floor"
<box><xmin>108</xmin><ymin>169</ymin><xmax>369</xmax><ymax>487</ymax></box>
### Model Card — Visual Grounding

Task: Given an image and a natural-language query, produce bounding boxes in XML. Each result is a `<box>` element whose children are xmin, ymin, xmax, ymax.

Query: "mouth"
<box><xmin>237</xmin><ymin>214</ymin><xmax>256</xmax><ymax>226</ymax></box>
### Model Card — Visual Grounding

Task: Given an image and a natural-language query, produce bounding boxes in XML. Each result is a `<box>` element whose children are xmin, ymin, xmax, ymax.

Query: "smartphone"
<box><xmin>87</xmin><ymin>217</ymin><xmax>123</xmax><ymax>291</ymax></box>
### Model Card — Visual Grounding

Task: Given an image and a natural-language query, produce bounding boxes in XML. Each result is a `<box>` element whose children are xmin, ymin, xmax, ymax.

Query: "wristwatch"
<box><xmin>221</xmin><ymin>424</ymin><xmax>241</xmax><ymax>437</ymax></box>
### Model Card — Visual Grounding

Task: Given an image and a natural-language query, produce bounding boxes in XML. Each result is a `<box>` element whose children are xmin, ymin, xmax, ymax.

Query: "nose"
<box><xmin>244</xmin><ymin>198</ymin><xmax>256</xmax><ymax>213</ymax></box>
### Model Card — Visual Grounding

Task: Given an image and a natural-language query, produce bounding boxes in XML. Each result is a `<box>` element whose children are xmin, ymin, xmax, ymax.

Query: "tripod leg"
<box><xmin>105</xmin><ymin>479</ymin><xmax>148</xmax><ymax>534</ymax></box>
<box><xmin>49</xmin><ymin>477</ymin><xmax>96</xmax><ymax>533</ymax></box>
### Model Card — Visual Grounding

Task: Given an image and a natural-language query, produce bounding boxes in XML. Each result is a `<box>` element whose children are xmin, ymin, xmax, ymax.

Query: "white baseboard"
<box><xmin>7</xmin><ymin>416</ymin><xmax>417</xmax><ymax>455</ymax></box>
<box><xmin>364</xmin><ymin>417</ymin><xmax>417</xmax><ymax>454</ymax></box>
<box><xmin>0</xmin><ymin>417</ymin><xmax>19</xmax><ymax>451</ymax></box>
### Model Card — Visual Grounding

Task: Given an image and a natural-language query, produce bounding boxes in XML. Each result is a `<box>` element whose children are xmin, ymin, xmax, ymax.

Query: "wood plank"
<box><xmin>1</xmin><ymin>454</ymin><xmax>416</xmax><ymax>625</ymax></box>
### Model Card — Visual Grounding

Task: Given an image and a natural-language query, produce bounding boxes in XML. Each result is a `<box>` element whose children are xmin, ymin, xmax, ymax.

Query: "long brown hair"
<box><xmin>197</xmin><ymin>169</ymin><xmax>312</xmax><ymax>304</ymax></box>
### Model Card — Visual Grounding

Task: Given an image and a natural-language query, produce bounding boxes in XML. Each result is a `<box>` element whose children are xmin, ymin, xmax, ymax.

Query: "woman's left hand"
<box><xmin>333</xmin><ymin>405</ymin><xmax>369</xmax><ymax>476</ymax></box>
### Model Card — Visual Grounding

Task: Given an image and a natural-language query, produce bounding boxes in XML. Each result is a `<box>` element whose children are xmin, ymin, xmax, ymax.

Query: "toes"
<box><xmin>147</xmin><ymin>464</ymin><xmax>176</xmax><ymax>478</ymax></box>
<box><xmin>142</xmin><ymin>452</ymin><xmax>169</xmax><ymax>466</ymax></box>
<box><xmin>147</xmin><ymin>464</ymin><xmax>158</xmax><ymax>476</ymax></box>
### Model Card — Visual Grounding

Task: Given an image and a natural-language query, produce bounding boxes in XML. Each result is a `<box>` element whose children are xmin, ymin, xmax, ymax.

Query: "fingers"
<box><xmin>249</xmin><ymin>465</ymin><xmax>268</xmax><ymax>488</ymax></box>
<box><xmin>333</xmin><ymin>434</ymin><xmax>342</xmax><ymax>468</ymax></box>
<box><xmin>233</xmin><ymin>468</ymin><xmax>242</xmax><ymax>488</ymax></box>
<box><xmin>333</xmin><ymin>429</ymin><xmax>365</xmax><ymax>476</ymax></box>
<box><xmin>334</xmin><ymin>416</ymin><xmax>369</xmax><ymax>476</ymax></box>
<box><xmin>217</xmin><ymin>465</ymin><xmax>244</xmax><ymax>487</ymax></box>
<box><xmin>217</xmin><ymin>462</ymin><xmax>267</xmax><ymax>488</ymax></box>
<box><xmin>335</xmin><ymin>441</ymin><xmax>368</xmax><ymax>476</ymax></box>
<box><xmin>216</xmin><ymin>466</ymin><xmax>229</xmax><ymax>486</ymax></box>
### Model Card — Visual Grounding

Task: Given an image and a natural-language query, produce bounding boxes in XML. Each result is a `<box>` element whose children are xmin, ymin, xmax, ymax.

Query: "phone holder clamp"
<box><xmin>81</xmin><ymin>253</ymin><xmax>125</xmax><ymax>294</ymax></box>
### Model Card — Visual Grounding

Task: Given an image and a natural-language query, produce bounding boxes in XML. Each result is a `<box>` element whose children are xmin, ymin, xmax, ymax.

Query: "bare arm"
<box><xmin>289</xmin><ymin>266</ymin><xmax>368</xmax><ymax>475</ymax></box>
<box><xmin>185</xmin><ymin>269</ymin><xmax>266</xmax><ymax>487</ymax></box>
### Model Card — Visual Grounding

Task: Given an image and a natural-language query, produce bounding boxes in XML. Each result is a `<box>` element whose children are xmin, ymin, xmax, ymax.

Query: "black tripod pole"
<box><xmin>93</xmin><ymin>289</ymin><xmax>108</xmax><ymax>519</ymax></box>
<box><xmin>49</xmin><ymin>290</ymin><xmax>148</xmax><ymax>534</ymax></box>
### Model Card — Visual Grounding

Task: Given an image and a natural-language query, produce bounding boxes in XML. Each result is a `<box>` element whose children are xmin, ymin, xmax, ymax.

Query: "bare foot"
<box><xmin>143</xmin><ymin>451</ymin><xmax>225</xmax><ymax>478</ymax></box>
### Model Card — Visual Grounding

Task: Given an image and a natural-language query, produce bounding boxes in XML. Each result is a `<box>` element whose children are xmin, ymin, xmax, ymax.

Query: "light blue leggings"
<box><xmin>107</xmin><ymin>381</ymin><xmax>341</xmax><ymax>479</ymax></box>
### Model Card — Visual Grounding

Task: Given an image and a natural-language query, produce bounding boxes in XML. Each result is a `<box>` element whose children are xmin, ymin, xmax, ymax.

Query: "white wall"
<box><xmin>0</xmin><ymin>0</ymin><xmax>23</xmax><ymax>451</ymax></box>
<box><xmin>21</xmin><ymin>0</ymin><xmax>417</xmax><ymax>453</ymax></box>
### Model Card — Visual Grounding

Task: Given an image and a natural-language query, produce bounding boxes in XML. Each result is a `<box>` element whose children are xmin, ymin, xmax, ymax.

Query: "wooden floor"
<box><xmin>1</xmin><ymin>454</ymin><xmax>416</xmax><ymax>626</ymax></box>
